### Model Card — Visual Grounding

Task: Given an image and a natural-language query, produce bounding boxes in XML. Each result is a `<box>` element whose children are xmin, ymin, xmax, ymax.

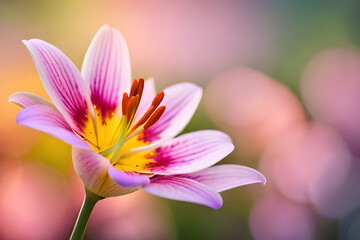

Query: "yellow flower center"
<box><xmin>80</xmin><ymin>78</ymin><xmax>165</xmax><ymax>173</ymax></box>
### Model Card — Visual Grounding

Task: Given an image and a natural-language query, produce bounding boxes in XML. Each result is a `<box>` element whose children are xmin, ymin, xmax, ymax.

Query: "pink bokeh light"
<box><xmin>249</xmin><ymin>194</ymin><xmax>316</xmax><ymax>240</ymax></box>
<box><xmin>204</xmin><ymin>67</ymin><xmax>305</xmax><ymax>158</ymax></box>
<box><xmin>0</xmin><ymin>161</ymin><xmax>71</xmax><ymax>240</ymax></box>
<box><xmin>301</xmin><ymin>48</ymin><xmax>360</xmax><ymax>156</ymax></box>
<box><xmin>260</xmin><ymin>122</ymin><xmax>351</xmax><ymax>218</ymax></box>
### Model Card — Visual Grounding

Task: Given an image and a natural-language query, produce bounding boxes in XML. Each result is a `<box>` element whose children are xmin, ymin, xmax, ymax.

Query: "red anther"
<box><xmin>129</xmin><ymin>79</ymin><xmax>138</xmax><ymax>97</ymax></box>
<box><xmin>137</xmin><ymin>78</ymin><xmax>144</xmax><ymax>97</ymax></box>
<box><xmin>126</xmin><ymin>95</ymin><xmax>140</xmax><ymax>124</ymax></box>
<box><xmin>136</xmin><ymin>79</ymin><xmax>144</xmax><ymax>104</ymax></box>
<box><xmin>144</xmin><ymin>106</ymin><xmax>166</xmax><ymax>129</ymax></box>
<box><xmin>122</xmin><ymin>92</ymin><xmax>129</xmax><ymax>115</ymax></box>
<box><xmin>126</xmin><ymin>97</ymin><xmax>136</xmax><ymax>122</ymax></box>
<box><xmin>132</xmin><ymin>94</ymin><xmax>141</xmax><ymax>118</ymax></box>
<box><xmin>137</xmin><ymin>105</ymin><xmax>156</xmax><ymax>126</ymax></box>
<box><xmin>151</xmin><ymin>91</ymin><xmax>165</xmax><ymax>109</ymax></box>
<box><xmin>128</xmin><ymin>105</ymin><xmax>156</xmax><ymax>135</ymax></box>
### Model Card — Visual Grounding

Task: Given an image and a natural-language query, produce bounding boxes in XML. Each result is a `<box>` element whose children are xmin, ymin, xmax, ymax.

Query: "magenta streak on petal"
<box><xmin>92</xmin><ymin>31</ymin><xmax>112</xmax><ymax>117</ymax></box>
<box><xmin>106</xmin><ymin>32</ymin><xmax>120</xmax><ymax>111</ymax></box>
<box><xmin>89</xmin><ymin>29</ymin><xmax>119</xmax><ymax>119</ymax></box>
<box><xmin>148</xmin><ymin>141</ymin><xmax>223</xmax><ymax>171</ymax></box>
<box><xmin>16</xmin><ymin>105</ymin><xmax>90</xmax><ymax>149</ymax></box>
<box><xmin>142</xmin><ymin>91</ymin><xmax>193</xmax><ymax>142</ymax></box>
<box><xmin>107</xmin><ymin>46</ymin><xmax>120</xmax><ymax>114</ymax></box>
<box><xmin>36</xmin><ymin>44</ymin><xmax>75</xmax><ymax>106</ymax></box>
<box><xmin>32</xmin><ymin>41</ymin><xmax>89</xmax><ymax>132</ymax></box>
<box><xmin>143</xmin><ymin>130</ymin><xmax>235</xmax><ymax>175</ymax></box>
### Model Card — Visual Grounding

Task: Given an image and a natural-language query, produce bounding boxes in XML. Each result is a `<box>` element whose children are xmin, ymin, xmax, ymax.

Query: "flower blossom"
<box><xmin>9</xmin><ymin>25</ymin><xmax>265</xmax><ymax>209</ymax></box>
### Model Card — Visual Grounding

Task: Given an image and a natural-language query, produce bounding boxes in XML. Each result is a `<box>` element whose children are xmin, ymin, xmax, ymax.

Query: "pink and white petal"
<box><xmin>81</xmin><ymin>25</ymin><xmax>131</xmax><ymax>116</ymax></box>
<box><xmin>23</xmin><ymin>39</ymin><xmax>90</xmax><ymax>134</ymax></box>
<box><xmin>148</xmin><ymin>130</ymin><xmax>234</xmax><ymax>175</ymax></box>
<box><xmin>108</xmin><ymin>165</ymin><xmax>150</xmax><ymax>188</ymax></box>
<box><xmin>16</xmin><ymin>105</ymin><xmax>90</xmax><ymax>149</ymax></box>
<box><xmin>73</xmin><ymin>147</ymin><xmax>137</xmax><ymax>197</ymax></box>
<box><xmin>186</xmin><ymin>164</ymin><xmax>266</xmax><ymax>193</ymax></box>
<box><xmin>142</xmin><ymin>175</ymin><xmax>223</xmax><ymax>209</ymax></box>
<box><xmin>8</xmin><ymin>92</ymin><xmax>54</xmax><ymax>109</ymax></box>
<box><xmin>142</xmin><ymin>82</ymin><xmax>202</xmax><ymax>143</ymax></box>
<box><xmin>133</xmin><ymin>78</ymin><xmax>156</xmax><ymax>123</ymax></box>
<box><xmin>72</xmin><ymin>147</ymin><xmax>110</xmax><ymax>193</ymax></box>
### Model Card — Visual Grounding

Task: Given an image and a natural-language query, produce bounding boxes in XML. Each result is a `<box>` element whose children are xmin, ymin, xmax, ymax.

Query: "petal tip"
<box><xmin>100</xmin><ymin>24</ymin><xmax>110</xmax><ymax>29</ymax></box>
<box><xmin>191</xmin><ymin>83</ymin><xmax>203</xmax><ymax>99</ymax></box>
<box><xmin>248</xmin><ymin>167</ymin><xmax>267</xmax><ymax>185</ymax></box>
<box><xmin>15</xmin><ymin>108</ymin><xmax>26</xmax><ymax>124</ymax></box>
<box><xmin>219</xmin><ymin>142</ymin><xmax>235</xmax><ymax>160</ymax></box>
<box><xmin>211</xmin><ymin>197</ymin><xmax>223</xmax><ymax>210</ymax></box>
<box><xmin>146</xmin><ymin>77</ymin><xmax>155</xmax><ymax>84</ymax></box>
<box><xmin>259</xmin><ymin>172</ymin><xmax>267</xmax><ymax>185</ymax></box>
<box><xmin>22</xmin><ymin>39</ymin><xmax>38</xmax><ymax>46</ymax></box>
<box><xmin>108</xmin><ymin>165</ymin><xmax>150</xmax><ymax>188</ymax></box>
<box><xmin>97</xmin><ymin>24</ymin><xmax>112</xmax><ymax>34</ymax></box>
<box><xmin>8</xmin><ymin>93</ymin><xmax>16</xmax><ymax>103</ymax></box>
<box><xmin>245</xmin><ymin>166</ymin><xmax>267</xmax><ymax>185</ymax></box>
<box><xmin>228</xmin><ymin>142</ymin><xmax>235</xmax><ymax>153</ymax></box>
<box><xmin>22</xmin><ymin>39</ymin><xmax>31</xmax><ymax>48</ymax></box>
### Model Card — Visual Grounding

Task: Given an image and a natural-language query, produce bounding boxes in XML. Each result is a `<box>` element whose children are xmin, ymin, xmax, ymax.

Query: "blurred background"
<box><xmin>1</xmin><ymin>0</ymin><xmax>360</xmax><ymax>239</ymax></box>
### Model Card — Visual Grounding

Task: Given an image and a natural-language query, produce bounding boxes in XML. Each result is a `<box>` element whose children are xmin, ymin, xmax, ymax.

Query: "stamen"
<box><xmin>144</xmin><ymin>106</ymin><xmax>166</xmax><ymax>129</ymax></box>
<box><xmin>126</xmin><ymin>96</ymin><xmax>136</xmax><ymax>123</ymax></box>
<box><xmin>137</xmin><ymin>78</ymin><xmax>144</xmax><ymax>102</ymax></box>
<box><xmin>101</xmin><ymin>79</ymin><xmax>165</xmax><ymax>164</ymax></box>
<box><xmin>127</xmin><ymin>91</ymin><xmax>165</xmax><ymax>135</ymax></box>
<box><xmin>123</xmin><ymin>79</ymin><xmax>145</xmax><ymax>125</ymax></box>
<box><xmin>132</xmin><ymin>95</ymin><xmax>141</xmax><ymax>120</ymax></box>
<box><xmin>151</xmin><ymin>91</ymin><xmax>164</xmax><ymax>109</ymax></box>
<box><xmin>129</xmin><ymin>79</ymin><xmax>138</xmax><ymax>97</ymax></box>
<box><xmin>134</xmin><ymin>105</ymin><xmax>156</xmax><ymax>127</ymax></box>
<box><xmin>126</xmin><ymin>95</ymin><xmax>140</xmax><ymax>124</ymax></box>
<box><xmin>122</xmin><ymin>92</ymin><xmax>129</xmax><ymax>115</ymax></box>
<box><xmin>100</xmin><ymin>117</ymin><xmax>127</xmax><ymax>164</ymax></box>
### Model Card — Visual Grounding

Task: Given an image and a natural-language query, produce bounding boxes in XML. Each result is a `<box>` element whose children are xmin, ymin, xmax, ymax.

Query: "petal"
<box><xmin>148</xmin><ymin>130</ymin><xmax>234</xmax><ymax>175</ymax></box>
<box><xmin>142</xmin><ymin>175</ymin><xmax>223</xmax><ymax>209</ymax></box>
<box><xmin>23</xmin><ymin>39</ymin><xmax>90</xmax><ymax>134</ymax></box>
<box><xmin>142</xmin><ymin>82</ymin><xmax>202</xmax><ymax>143</ymax></box>
<box><xmin>108</xmin><ymin>165</ymin><xmax>150</xmax><ymax>188</ymax></box>
<box><xmin>72</xmin><ymin>147</ymin><xmax>134</xmax><ymax>197</ymax></box>
<box><xmin>133</xmin><ymin>78</ymin><xmax>156</xmax><ymax>123</ymax></box>
<box><xmin>81</xmin><ymin>25</ymin><xmax>131</xmax><ymax>116</ymax></box>
<box><xmin>185</xmin><ymin>164</ymin><xmax>266</xmax><ymax>192</ymax></box>
<box><xmin>16</xmin><ymin>105</ymin><xmax>90</xmax><ymax>149</ymax></box>
<box><xmin>8</xmin><ymin>92</ymin><xmax>54</xmax><ymax>109</ymax></box>
<box><xmin>72</xmin><ymin>146</ymin><xmax>109</xmax><ymax>191</ymax></box>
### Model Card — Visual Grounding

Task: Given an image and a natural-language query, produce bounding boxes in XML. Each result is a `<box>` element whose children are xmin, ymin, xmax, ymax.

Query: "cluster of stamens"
<box><xmin>100</xmin><ymin>78</ymin><xmax>166</xmax><ymax>164</ymax></box>
<box><xmin>122</xmin><ymin>78</ymin><xmax>166</xmax><ymax>138</ymax></box>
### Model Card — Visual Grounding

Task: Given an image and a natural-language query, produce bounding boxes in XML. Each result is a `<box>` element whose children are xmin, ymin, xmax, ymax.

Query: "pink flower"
<box><xmin>9</xmin><ymin>25</ymin><xmax>265</xmax><ymax>209</ymax></box>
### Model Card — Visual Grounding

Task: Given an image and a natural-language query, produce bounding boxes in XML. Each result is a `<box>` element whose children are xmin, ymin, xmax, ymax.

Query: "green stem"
<box><xmin>70</xmin><ymin>189</ymin><xmax>103</xmax><ymax>240</ymax></box>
